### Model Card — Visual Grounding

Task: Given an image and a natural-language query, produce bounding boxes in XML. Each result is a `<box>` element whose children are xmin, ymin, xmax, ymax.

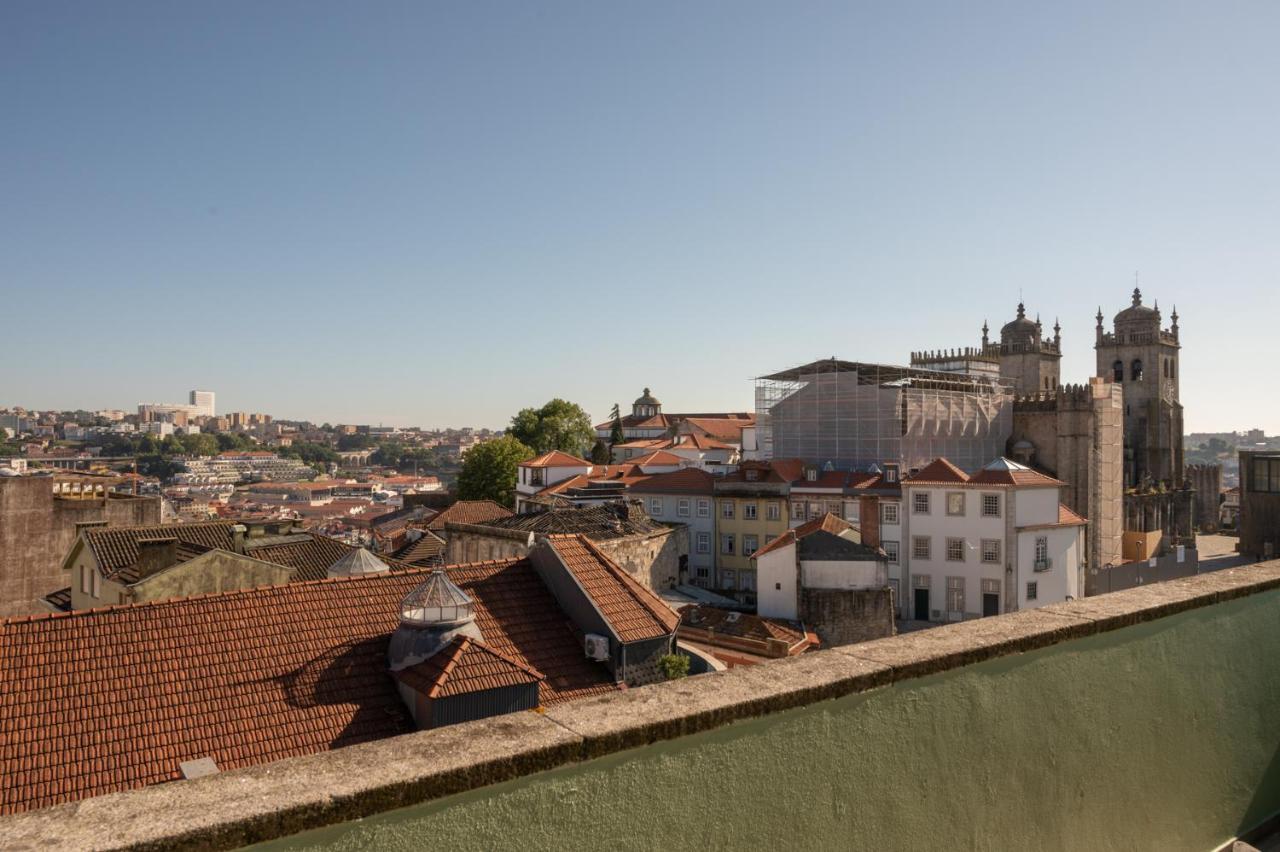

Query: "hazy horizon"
<box><xmin>4</xmin><ymin>3</ymin><xmax>1278</xmax><ymax>433</ymax></box>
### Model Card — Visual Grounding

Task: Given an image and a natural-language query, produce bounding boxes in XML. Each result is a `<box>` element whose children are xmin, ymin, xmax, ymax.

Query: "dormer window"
<box><xmin>745</xmin><ymin>469</ymin><xmax>759</xmax><ymax>482</ymax></box>
<box><xmin>805</xmin><ymin>469</ymin><xmax>817</xmax><ymax>482</ymax></box>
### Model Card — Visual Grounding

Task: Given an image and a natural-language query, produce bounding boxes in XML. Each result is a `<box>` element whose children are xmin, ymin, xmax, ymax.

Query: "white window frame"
<box><xmin>696</xmin><ymin>499</ymin><xmax>710</xmax><ymax>517</ymax></box>
<box><xmin>945</xmin><ymin>537</ymin><xmax>966</xmax><ymax>563</ymax></box>
<box><xmin>981</xmin><ymin>493</ymin><xmax>1001</xmax><ymax>518</ymax></box>
<box><xmin>677</xmin><ymin>498</ymin><xmax>690</xmax><ymax>518</ymax></box>
<box><xmin>883</xmin><ymin>540</ymin><xmax>899</xmax><ymax>564</ymax></box>
<box><xmin>743</xmin><ymin>534</ymin><xmax>759</xmax><ymax>556</ymax></box>
<box><xmin>912</xmin><ymin>536</ymin><xmax>931</xmax><ymax>560</ymax></box>
<box><xmin>721</xmin><ymin>534</ymin><xmax>735</xmax><ymax>555</ymax></box>
<box><xmin>743</xmin><ymin>502</ymin><xmax>758</xmax><ymax>520</ymax></box>
<box><xmin>791</xmin><ymin>501</ymin><xmax>805</xmax><ymax>521</ymax></box>
<box><xmin>881</xmin><ymin>502</ymin><xmax>899</xmax><ymax>525</ymax></box>
<box><xmin>913</xmin><ymin>492</ymin><xmax>931</xmax><ymax>515</ymax></box>
<box><xmin>721</xmin><ymin>501</ymin><xmax>734</xmax><ymax>519</ymax></box>
<box><xmin>696</xmin><ymin>532</ymin><xmax>710</xmax><ymax>554</ymax></box>
<box><xmin>981</xmin><ymin>539</ymin><xmax>1001</xmax><ymax>565</ymax></box>
<box><xmin>648</xmin><ymin>498</ymin><xmax>663</xmax><ymax>516</ymax></box>
<box><xmin>766</xmin><ymin>502</ymin><xmax>781</xmax><ymax>521</ymax></box>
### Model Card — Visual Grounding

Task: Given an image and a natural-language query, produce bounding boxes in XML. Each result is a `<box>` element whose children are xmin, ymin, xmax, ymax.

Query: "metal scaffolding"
<box><xmin>755</xmin><ymin>359</ymin><xmax>1013</xmax><ymax>472</ymax></box>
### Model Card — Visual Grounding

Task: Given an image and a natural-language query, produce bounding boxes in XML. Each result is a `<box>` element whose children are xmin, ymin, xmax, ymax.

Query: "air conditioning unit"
<box><xmin>584</xmin><ymin>633</ymin><xmax>610</xmax><ymax>661</ymax></box>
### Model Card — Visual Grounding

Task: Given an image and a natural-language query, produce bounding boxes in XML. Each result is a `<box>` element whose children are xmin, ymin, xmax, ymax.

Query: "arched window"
<box><xmin>1131</xmin><ymin>359</ymin><xmax>1143</xmax><ymax>381</ymax></box>
<box><xmin>1044</xmin><ymin>376</ymin><xmax>1050</xmax><ymax>390</ymax></box>
<box><xmin>1112</xmin><ymin>360</ymin><xmax>1124</xmax><ymax>382</ymax></box>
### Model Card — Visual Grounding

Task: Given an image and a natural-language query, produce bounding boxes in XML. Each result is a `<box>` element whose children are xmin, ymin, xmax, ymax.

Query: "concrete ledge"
<box><xmin>1</xmin><ymin>712</ymin><xmax>582</xmax><ymax>852</ymax></box>
<box><xmin>6</xmin><ymin>561</ymin><xmax>1280</xmax><ymax>851</ymax></box>
<box><xmin>544</xmin><ymin>649</ymin><xmax>892</xmax><ymax>758</ymax></box>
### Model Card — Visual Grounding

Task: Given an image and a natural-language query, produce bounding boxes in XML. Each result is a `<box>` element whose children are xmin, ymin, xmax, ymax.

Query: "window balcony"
<box><xmin>9</xmin><ymin>563</ymin><xmax>1280</xmax><ymax>851</ymax></box>
<box><xmin>1034</xmin><ymin>557</ymin><xmax>1052</xmax><ymax>572</ymax></box>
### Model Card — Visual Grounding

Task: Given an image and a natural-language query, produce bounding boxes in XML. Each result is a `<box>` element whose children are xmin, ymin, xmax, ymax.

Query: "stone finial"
<box><xmin>1096</xmin><ymin>306</ymin><xmax>1103</xmax><ymax>326</ymax></box>
<box><xmin>1053</xmin><ymin>317</ymin><xmax>1061</xmax><ymax>345</ymax></box>
<box><xmin>1016</xmin><ymin>302</ymin><xmax>1026</xmax><ymax>319</ymax></box>
<box><xmin>1132</xmin><ymin>287</ymin><xmax>1142</xmax><ymax>307</ymax></box>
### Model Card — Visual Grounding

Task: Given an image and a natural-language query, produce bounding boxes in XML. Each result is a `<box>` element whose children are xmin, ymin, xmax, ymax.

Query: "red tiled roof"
<box><xmin>83</xmin><ymin>522</ymin><xmax>237</xmax><ymax>580</ymax></box>
<box><xmin>968</xmin><ymin>466</ymin><xmax>1064</xmax><ymax>487</ymax></box>
<box><xmin>546</xmin><ymin>536</ymin><xmax>679</xmax><ymax>643</ymax></box>
<box><xmin>243</xmin><ymin>533</ymin><xmax>401</xmax><ymax>582</ymax></box>
<box><xmin>753</xmin><ymin>513</ymin><xmax>854</xmax><ymax>558</ymax></box>
<box><xmin>0</xmin><ymin>558</ymin><xmax>617</xmax><ymax>816</ymax></box>
<box><xmin>678</xmin><ymin>416</ymin><xmax>755</xmax><ymax>442</ymax></box>
<box><xmin>390</xmin><ymin>532</ymin><xmax>446</xmax><ymax>566</ymax></box>
<box><xmin>628</xmin><ymin>468</ymin><xmax>717</xmax><ymax>495</ymax></box>
<box><xmin>626</xmin><ymin>450</ymin><xmax>684</xmax><ymax>467</ymax></box>
<box><xmin>522</xmin><ymin>450</ymin><xmax>591</xmax><ymax>468</ymax></box>
<box><xmin>425</xmin><ymin>500</ymin><xmax>513</xmax><ymax>530</ymax></box>
<box><xmin>752</xmin><ymin>529</ymin><xmax>797</xmax><ymax>558</ymax></box>
<box><xmin>393</xmin><ymin>636</ymin><xmax>542</xmax><ymax>699</ymax></box>
<box><xmin>670</xmin><ymin>433</ymin><xmax>734</xmax><ymax>451</ymax></box>
<box><xmin>678</xmin><ymin>605</ymin><xmax>807</xmax><ymax>647</ymax></box>
<box><xmin>904</xmin><ymin>458</ymin><xmax>969</xmax><ymax>485</ymax></box>
<box><xmin>1058</xmin><ymin>504</ymin><xmax>1088</xmax><ymax>525</ymax></box>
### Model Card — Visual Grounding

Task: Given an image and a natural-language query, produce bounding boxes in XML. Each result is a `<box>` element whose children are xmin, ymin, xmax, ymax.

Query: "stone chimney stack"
<box><xmin>135</xmin><ymin>537</ymin><xmax>179</xmax><ymax>580</ymax></box>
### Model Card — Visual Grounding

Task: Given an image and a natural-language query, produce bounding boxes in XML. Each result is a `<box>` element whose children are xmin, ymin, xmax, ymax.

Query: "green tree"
<box><xmin>508</xmin><ymin>399</ymin><xmax>595</xmax><ymax>458</ymax></box>
<box><xmin>590</xmin><ymin>439</ymin><xmax>611</xmax><ymax>465</ymax></box>
<box><xmin>609</xmin><ymin>403</ymin><xmax>625</xmax><ymax>447</ymax></box>
<box><xmin>456</xmin><ymin>436</ymin><xmax>534</xmax><ymax>508</ymax></box>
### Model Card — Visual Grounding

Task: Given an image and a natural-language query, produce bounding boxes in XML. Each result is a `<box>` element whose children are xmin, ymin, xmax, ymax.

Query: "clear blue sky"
<box><xmin>3</xmin><ymin>2</ymin><xmax>1276</xmax><ymax>432</ymax></box>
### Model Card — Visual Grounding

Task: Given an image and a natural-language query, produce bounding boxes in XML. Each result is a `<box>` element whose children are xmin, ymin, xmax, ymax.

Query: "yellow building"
<box><xmin>713</xmin><ymin>460</ymin><xmax>804</xmax><ymax>603</ymax></box>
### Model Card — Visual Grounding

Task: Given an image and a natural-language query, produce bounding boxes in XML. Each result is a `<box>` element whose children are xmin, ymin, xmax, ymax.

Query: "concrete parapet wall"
<box><xmin>5</xmin><ymin>562</ymin><xmax>1280</xmax><ymax>851</ymax></box>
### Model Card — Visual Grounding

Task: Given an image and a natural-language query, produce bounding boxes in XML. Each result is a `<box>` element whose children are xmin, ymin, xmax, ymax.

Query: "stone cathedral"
<box><xmin>912</xmin><ymin>287</ymin><xmax>1195</xmax><ymax>573</ymax></box>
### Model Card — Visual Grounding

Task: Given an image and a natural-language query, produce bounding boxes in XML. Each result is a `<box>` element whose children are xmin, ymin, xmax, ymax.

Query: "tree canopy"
<box><xmin>456</xmin><ymin>436</ymin><xmax>534</xmax><ymax>508</ymax></box>
<box><xmin>507</xmin><ymin>398</ymin><xmax>595</xmax><ymax>458</ymax></box>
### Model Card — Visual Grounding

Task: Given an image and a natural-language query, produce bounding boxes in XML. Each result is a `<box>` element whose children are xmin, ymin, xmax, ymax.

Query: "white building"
<box><xmin>515</xmin><ymin>451</ymin><xmax>593</xmax><ymax>512</ymax></box>
<box><xmin>900</xmin><ymin>457</ymin><xmax>1086</xmax><ymax>622</ymax></box>
<box><xmin>755</xmin><ymin>514</ymin><xmax>888</xmax><ymax>621</ymax></box>
<box><xmin>189</xmin><ymin>390</ymin><xmax>216</xmax><ymax>418</ymax></box>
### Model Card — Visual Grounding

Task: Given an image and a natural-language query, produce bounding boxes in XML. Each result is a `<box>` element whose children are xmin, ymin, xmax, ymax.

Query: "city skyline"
<box><xmin>4</xmin><ymin>3</ymin><xmax>1278</xmax><ymax>432</ymax></box>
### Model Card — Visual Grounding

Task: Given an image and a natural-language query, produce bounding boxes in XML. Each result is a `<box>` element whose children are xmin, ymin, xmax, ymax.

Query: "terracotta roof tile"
<box><xmin>0</xmin><ymin>557</ymin><xmax>617</xmax><ymax>816</ymax></box>
<box><xmin>425</xmin><ymin>500</ymin><xmax>513</xmax><ymax>531</ymax></box>
<box><xmin>678</xmin><ymin>605</ymin><xmax>806</xmax><ymax>646</ymax></box>
<box><xmin>521</xmin><ymin>451</ymin><xmax>591</xmax><ymax>468</ymax></box>
<box><xmin>546</xmin><ymin>535</ymin><xmax>679</xmax><ymax>642</ymax></box>
<box><xmin>628</xmin><ymin>468</ymin><xmax>717</xmax><ymax>495</ymax></box>
<box><xmin>903</xmin><ymin>458</ymin><xmax>970</xmax><ymax>485</ymax></box>
<box><xmin>394</xmin><ymin>636</ymin><xmax>542</xmax><ymax>699</ymax></box>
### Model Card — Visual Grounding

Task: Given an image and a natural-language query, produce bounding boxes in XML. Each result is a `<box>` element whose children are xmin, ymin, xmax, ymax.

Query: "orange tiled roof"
<box><xmin>547</xmin><ymin>536</ymin><xmax>679</xmax><ymax>643</ymax></box>
<box><xmin>628</xmin><ymin>467</ymin><xmax>716</xmax><ymax>495</ymax></box>
<box><xmin>0</xmin><ymin>558</ymin><xmax>617</xmax><ymax>816</ymax></box>
<box><xmin>626</xmin><ymin>450</ymin><xmax>684</xmax><ymax>467</ymax></box>
<box><xmin>753</xmin><ymin>513</ymin><xmax>854</xmax><ymax>558</ymax></box>
<box><xmin>425</xmin><ymin>500</ymin><xmax>513</xmax><ymax>530</ymax></box>
<box><xmin>671</xmin><ymin>433</ymin><xmax>734</xmax><ymax>451</ymax></box>
<box><xmin>1058</xmin><ymin>504</ymin><xmax>1088</xmax><ymax>525</ymax></box>
<box><xmin>393</xmin><ymin>636</ymin><xmax>542</xmax><ymax>699</ymax></box>
<box><xmin>83</xmin><ymin>522</ymin><xmax>236</xmax><ymax>579</ymax></box>
<box><xmin>903</xmin><ymin>458</ymin><xmax>969</xmax><ymax>485</ymax></box>
<box><xmin>679</xmin><ymin>605</ymin><xmax>807</xmax><ymax>647</ymax></box>
<box><xmin>968</xmin><ymin>466</ymin><xmax>1064</xmax><ymax>487</ymax></box>
<box><xmin>522</xmin><ymin>450</ymin><xmax>591</xmax><ymax>468</ymax></box>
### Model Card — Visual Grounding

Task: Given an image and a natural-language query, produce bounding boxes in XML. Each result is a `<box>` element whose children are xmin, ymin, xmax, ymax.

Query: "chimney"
<box><xmin>135</xmin><ymin>537</ymin><xmax>179</xmax><ymax>580</ymax></box>
<box><xmin>859</xmin><ymin>496</ymin><xmax>881</xmax><ymax>548</ymax></box>
<box><xmin>231</xmin><ymin>523</ymin><xmax>247</xmax><ymax>554</ymax></box>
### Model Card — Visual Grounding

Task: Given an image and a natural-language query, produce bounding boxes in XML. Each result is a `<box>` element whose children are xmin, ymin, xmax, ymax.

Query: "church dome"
<box><xmin>1000</xmin><ymin>303</ymin><xmax>1040</xmax><ymax>345</ymax></box>
<box><xmin>1114</xmin><ymin>287</ymin><xmax>1159</xmax><ymax>325</ymax></box>
<box><xmin>633</xmin><ymin>388</ymin><xmax>660</xmax><ymax>408</ymax></box>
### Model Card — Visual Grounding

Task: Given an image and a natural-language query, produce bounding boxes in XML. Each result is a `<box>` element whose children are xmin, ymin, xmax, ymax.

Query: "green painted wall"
<box><xmin>257</xmin><ymin>589</ymin><xmax>1280</xmax><ymax>852</ymax></box>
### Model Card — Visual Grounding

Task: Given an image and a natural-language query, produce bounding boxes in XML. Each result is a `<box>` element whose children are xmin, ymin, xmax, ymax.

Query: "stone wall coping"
<box><xmin>6</xmin><ymin>560</ymin><xmax>1280</xmax><ymax>851</ymax></box>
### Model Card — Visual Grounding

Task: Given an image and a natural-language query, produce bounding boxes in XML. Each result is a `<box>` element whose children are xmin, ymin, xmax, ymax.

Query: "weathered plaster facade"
<box><xmin>0</xmin><ymin>476</ymin><xmax>159</xmax><ymax>617</ymax></box>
